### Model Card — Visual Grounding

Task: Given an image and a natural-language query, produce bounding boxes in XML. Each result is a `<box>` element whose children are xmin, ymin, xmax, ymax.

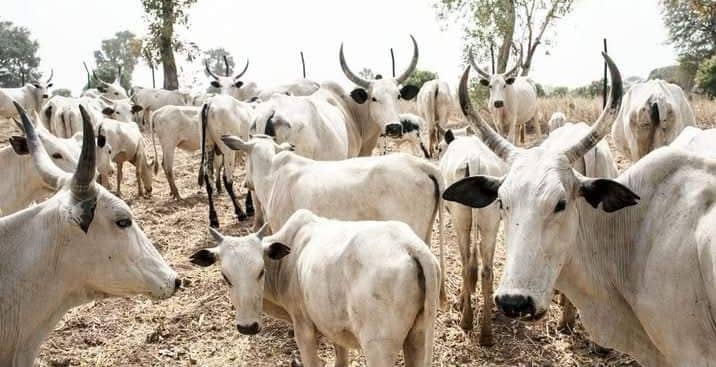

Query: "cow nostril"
<box><xmin>495</xmin><ymin>294</ymin><xmax>535</xmax><ymax>319</ymax></box>
<box><xmin>494</xmin><ymin>101</ymin><xmax>504</xmax><ymax>108</ymax></box>
<box><xmin>237</xmin><ymin>322</ymin><xmax>261</xmax><ymax>335</ymax></box>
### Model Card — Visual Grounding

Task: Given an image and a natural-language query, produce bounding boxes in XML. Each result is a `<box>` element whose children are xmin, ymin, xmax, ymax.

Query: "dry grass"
<box><xmin>0</xmin><ymin>95</ymin><xmax>713</xmax><ymax>366</ymax></box>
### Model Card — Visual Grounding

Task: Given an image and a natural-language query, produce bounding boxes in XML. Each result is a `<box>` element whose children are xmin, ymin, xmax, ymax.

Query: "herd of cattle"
<box><xmin>1</xmin><ymin>35</ymin><xmax>716</xmax><ymax>367</ymax></box>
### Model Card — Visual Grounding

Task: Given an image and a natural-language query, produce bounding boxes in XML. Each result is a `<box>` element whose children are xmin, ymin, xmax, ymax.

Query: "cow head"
<box><xmin>628</xmin><ymin>93</ymin><xmax>674</xmax><ymax>160</ymax></box>
<box><xmin>190</xmin><ymin>224</ymin><xmax>290</xmax><ymax>335</ymax></box>
<box><xmin>339</xmin><ymin>36</ymin><xmax>420</xmax><ymax>138</ymax></box>
<box><xmin>469</xmin><ymin>46</ymin><xmax>522</xmax><ymax>110</ymax></box>
<box><xmin>98</xmin><ymin>96</ymin><xmax>134</xmax><ymax>122</ymax></box>
<box><xmin>93</xmin><ymin>124</ymin><xmax>115</xmax><ymax>176</ymax></box>
<box><xmin>13</xmin><ymin>101</ymin><xmax>179</xmax><ymax>299</ymax></box>
<box><xmin>221</xmin><ymin>134</ymin><xmax>294</xmax><ymax>190</ymax></box>
<box><xmin>442</xmin><ymin>54</ymin><xmax>634</xmax><ymax>320</ymax></box>
<box><xmin>10</xmin><ymin>116</ymin><xmax>79</xmax><ymax>175</ymax></box>
<box><xmin>27</xmin><ymin>69</ymin><xmax>54</xmax><ymax>104</ymax></box>
<box><xmin>206</xmin><ymin>56</ymin><xmax>250</xmax><ymax>99</ymax></box>
<box><xmin>93</xmin><ymin>65</ymin><xmax>129</xmax><ymax>99</ymax></box>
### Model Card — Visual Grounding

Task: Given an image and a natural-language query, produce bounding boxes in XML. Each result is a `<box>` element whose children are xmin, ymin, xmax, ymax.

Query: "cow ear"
<box><xmin>102</xmin><ymin>107</ymin><xmax>115</xmax><ymax>116</ymax></box>
<box><xmin>264</xmin><ymin>242</ymin><xmax>291</xmax><ymax>260</ymax></box>
<box><xmin>97</xmin><ymin>134</ymin><xmax>106</xmax><ymax>148</ymax></box>
<box><xmin>505</xmin><ymin>77</ymin><xmax>516</xmax><ymax>85</ymax></box>
<box><xmin>9</xmin><ymin>136</ymin><xmax>29</xmax><ymax>155</ymax></box>
<box><xmin>97</xmin><ymin>86</ymin><xmax>107</xmax><ymax>93</ymax></box>
<box><xmin>234</xmin><ymin>81</ymin><xmax>244</xmax><ymax>88</ymax></box>
<box><xmin>350</xmin><ymin>88</ymin><xmax>368</xmax><ymax>104</ymax></box>
<box><xmin>221</xmin><ymin>135</ymin><xmax>253</xmax><ymax>152</ymax></box>
<box><xmin>131</xmin><ymin>105</ymin><xmax>143</xmax><ymax>113</ymax></box>
<box><xmin>579</xmin><ymin>178</ymin><xmax>640</xmax><ymax>213</ymax></box>
<box><xmin>32</xmin><ymin>83</ymin><xmax>41</xmax><ymax>89</ymax></box>
<box><xmin>445</xmin><ymin>129</ymin><xmax>455</xmax><ymax>145</ymax></box>
<box><xmin>479</xmin><ymin>79</ymin><xmax>490</xmax><ymax>87</ymax></box>
<box><xmin>190</xmin><ymin>248</ymin><xmax>218</xmax><ymax>267</ymax></box>
<box><xmin>400</xmin><ymin>85</ymin><xmax>419</xmax><ymax>100</ymax></box>
<box><xmin>210</xmin><ymin>81</ymin><xmax>221</xmax><ymax>89</ymax></box>
<box><xmin>443</xmin><ymin>175</ymin><xmax>502</xmax><ymax>208</ymax></box>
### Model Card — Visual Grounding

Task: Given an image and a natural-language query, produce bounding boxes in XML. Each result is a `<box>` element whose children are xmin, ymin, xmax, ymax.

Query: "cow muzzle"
<box><xmin>495</xmin><ymin>293</ymin><xmax>543</xmax><ymax>320</ymax></box>
<box><xmin>237</xmin><ymin>322</ymin><xmax>261</xmax><ymax>335</ymax></box>
<box><xmin>384</xmin><ymin>123</ymin><xmax>403</xmax><ymax>138</ymax></box>
<box><xmin>493</xmin><ymin>100</ymin><xmax>504</xmax><ymax>108</ymax></box>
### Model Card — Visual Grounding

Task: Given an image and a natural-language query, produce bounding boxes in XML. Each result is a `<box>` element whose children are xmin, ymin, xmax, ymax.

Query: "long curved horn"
<box><xmin>563</xmin><ymin>52</ymin><xmax>623</xmax><ymax>164</ymax></box>
<box><xmin>93</xmin><ymin>71</ymin><xmax>111</xmax><ymax>86</ymax></box>
<box><xmin>116</xmin><ymin>65</ymin><xmax>122</xmax><ymax>84</ymax></box>
<box><xmin>205</xmin><ymin>61</ymin><xmax>219</xmax><ymax>80</ymax></box>
<box><xmin>505</xmin><ymin>44</ymin><xmax>523</xmax><ymax>76</ymax></box>
<box><xmin>234</xmin><ymin>59</ymin><xmax>250</xmax><ymax>80</ymax></box>
<box><xmin>83</xmin><ymin>62</ymin><xmax>92</xmax><ymax>88</ymax></box>
<box><xmin>458</xmin><ymin>66</ymin><xmax>519</xmax><ymax>162</ymax></box>
<box><xmin>468</xmin><ymin>47</ymin><xmax>492</xmax><ymax>78</ymax></box>
<box><xmin>395</xmin><ymin>35</ymin><xmax>419</xmax><ymax>84</ymax></box>
<box><xmin>46</xmin><ymin>69</ymin><xmax>54</xmax><ymax>84</ymax></box>
<box><xmin>13</xmin><ymin>101</ymin><xmax>65</xmax><ymax>189</ymax></box>
<box><xmin>223</xmin><ymin>55</ymin><xmax>230</xmax><ymax>77</ymax></box>
<box><xmin>339</xmin><ymin>43</ymin><xmax>370</xmax><ymax>88</ymax></box>
<box><xmin>72</xmin><ymin>105</ymin><xmax>97</xmax><ymax>200</ymax></box>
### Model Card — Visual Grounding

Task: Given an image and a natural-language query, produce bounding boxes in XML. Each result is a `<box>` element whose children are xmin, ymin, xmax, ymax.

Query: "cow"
<box><xmin>469</xmin><ymin>47</ymin><xmax>540</xmax><ymax>144</ymax></box>
<box><xmin>129</xmin><ymin>86</ymin><xmax>191</xmax><ymax>130</ymax></box>
<box><xmin>149</xmin><ymin>105</ymin><xmax>221</xmax><ymax>199</ymax></box>
<box><xmin>0</xmin><ymin>102</ymin><xmax>179</xmax><ymax>366</ymax></box>
<box><xmin>204</xmin><ymin>57</ymin><xmax>257</xmax><ymax>101</ymax></box>
<box><xmin>547</xmin><ymin>111</ymin><xmax>567</xmax><ymax>133</ymax></box>
<box><xmin>83</xmin><ymin>65</ymin><xmax>129</xmax><ymax>100</ymax></box>
<box><xmin>0</xmin><ymin>70</ymin><xmax>53</xmax><ymax>119</ymax></box>
<box><xmin>253</xmin><ymin>79</ymin><xmax>321</xmax><ymax>101</ymax></box>
<box><xmin>377</xmin><ymin>113</ymin><xmax>430</xmax><ymax>158</ymax></box>
<box><xmin>443</xmin><ymin>55</ymin><xmax>716</xmax><ymax>366</ymax></box>
<box><xmin>40</xmin><ymin>95</ymin><xmax>134</xmax><ymax>138</ymax></box>
<box><xmin>438</xmin><ymin>130</ymin><xmax>504</xmax><ymax>345</ymax></box>
<box><xmin>96</xmin><ymin>119</ymin><xmax>154</xmax><ymax>197</ymax></box>
<box><xmin>0</xmin><ymin>120</ymin><xmax>113</xmax><ymax>216</ymax></box>
<box><xmin>417</xmin><ymin>79</ymin><xmax>453</xmax><ymax>157</ymax></box>
<box><xmin>671</xmin><ymin>126</ymin><xmax>716</xmax><ymax>157</ymax></box>
<box><xmin>191</xmin><ymin>210</ymin><xmax>441</xmax><ymax>367</ymax></box>
<box><xmin>611</xmin><ymin>79</ymin><xmax>695</xmax><ymax>161</ymax></box>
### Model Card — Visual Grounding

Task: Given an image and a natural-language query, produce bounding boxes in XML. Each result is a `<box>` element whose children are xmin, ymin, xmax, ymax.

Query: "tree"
<box><xmin>404</xmin><ymin>69</ymin><xmax>438</xmax><ymax>89</ymax></box>
<box><xmin>696</xmin><ymin>55</ymin><xmax>716</xmax><ymax>96</ymax></box>
<box><xmin>661</xmin><ymin>1</ymin><xmax>716</xmax><ymax>62</ymax></box>
<box><xmin>571</xmin><ymin>79</ymin><xmax>602</xmax><ymax>98</ymax></box>
<box><xmin>92</xmin><ymin>31</ymin><xmax>142</xmax><ymax>90</ymax></box>
<box><xmin>435</xmin><ymin>0</ymin><xmax>574</xmax><ymax>75</ymax></box>
<box><xmin>0</xmin><ymin>20</ymin><xmax>41</xmax><ymax>87</ymax></box>
<box><xmin>52</xmin><ymin>88</ymin><xmax>72</xmax><ymax>97</ymax></box>
<box><xmin>141</xmin><ymin>0</ymin><xmax>198</xmax><ymax>90</ymax></box>
<box><xmin>204</xmin><ymin>48</ymin><xmax>235</xmax><ymax>77</ymax></box>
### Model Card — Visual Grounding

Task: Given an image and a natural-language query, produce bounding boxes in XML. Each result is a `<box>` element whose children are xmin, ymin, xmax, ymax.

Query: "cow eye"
<box><xmin>114</xmin><ymin>92</ymin><xmax>119</xmax><ymax>96</ymax></box>
<box><xmin>371</xmin><ymin>97</ymin><xmax>377</xmax><ymax>102</ymax></box>
<box><xmin>51</xmin><ymin>153</ymin><xmax>63</xmax><ymax>159</ymax></box>
<box><xmin>258</xmin><ymin>269</ymin><xmax>264</xmax><ymax>280</ymax></box>
<box><xmin>116</xmin><ymin>218</ymin><xmax>132</xmax><ymax>228</ymax></box>
<box><xmin>554</xmin><ymin>199</ymin><xmax>566</xmax><ymax>213</ymax></box>
<box><xmin>222</xmin><ymin>272</ymin><xmax>232</xmax><ymax>286</ymax></box>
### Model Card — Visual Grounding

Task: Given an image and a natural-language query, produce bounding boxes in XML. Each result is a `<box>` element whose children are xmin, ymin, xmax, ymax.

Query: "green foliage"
<box><xmin>550</xmin><ymin>86</ymin><xmax>568</xmax><ymax>97</ymax></box>
<box><xmin>0</xmin><ymin>20</ymin><xmax>41</xmax><ymax>87</ymax></box>
<box><xmin>91</xmin><ymin>31</ymin><xmax>142</xmax><ymax>90</ymax></box>
<box><xmin>696</xmin><ymin>55</ymin><xmax>716</xmax><ymax>96</ymax></box>
<box><xmin>661</xmin><ymin>1</ymin><xmax>716</xmax><ymax>61</ymax></box>
<box><xmin>404</xmin><ymin>69</ymin><xmax>438</xmax><ymax>89</ymax></box>
<box><xmin>570</xmin><ymin>79</ymin><xmax>602</xmax><ymax>98</ymax></box>
<box><xmin>52</xmin><ymin>88</ymin><xmax>72</xmax><ymax>97</ymax></box>
<box><xmin>648</xmin><ymin>63</ymin><xmax>697</xmax><ymax>90</ymax></box>
<box><xmin>535</xmin><ymin>83</ymin><xmax>545</xmax><ymax>97</ymax></box>
<box><xmin>204</xmin><ymin>48</ymin><xmax>235</xmax><ymax>77</ymax></box>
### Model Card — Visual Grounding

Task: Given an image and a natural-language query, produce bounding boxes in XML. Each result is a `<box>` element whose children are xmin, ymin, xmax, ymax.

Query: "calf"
<box><xmin>0</xmin><ymin>71</ymin><xmax>53</xmax><ymax>118</ymax></box>
<box><xmin>547</xmin><ymin>111</ymin><xmax>567</xmax><ymax>133</ymax></box>
<box><xmin>417</xmin><ymin>79</ymin><xmax>453</xmax><ymax>157</ymax></box>
<box><xmin>96</xmin><ymin>119</ymin><xmax>154</xmax><ymax>197</ymax></box>
<box><xmin>0</xmin><ymin>102</ymin><xmax>178</xmax><ymax>366</ymax></box>
<box><xmin>130</xmin><ymin>86</ymin><xmax>191</xmax><ymax>130</ymax></box>
<box><xmin>191</xmin><ymin>209</ymin><xmax>441</xmax><ymax>366</ymax></box>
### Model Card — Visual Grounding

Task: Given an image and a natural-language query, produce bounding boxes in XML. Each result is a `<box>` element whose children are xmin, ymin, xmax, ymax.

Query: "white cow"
<box><xmin>0</xmin><ymin>71</ymin><xmax>53</xmax><ymax>118</ymax></box>
<box><xmin>611</xmin><ymin>79</ymin><xmax>695</xmax><ymax>161</ymax></box>
<box><xmin>191</xmin><ymin>210</ymin><xmax>441</xmax><ymax>367</ymax></box>
<box><xmin>439</xmin><ymin>131</ymin><xmax>504</xmax><ymax>345</ymax></box>
<box><xmin>671</xmin><ymin>126</ymin><xmax>716</xmax><ymax>157</ymax></box>
<box><xmin>130</xmin><ymin>86</ymin><xmax>191</xmax><ymax>130</ymax></box>
<box><xmin>443</xmin><ymin>55</ymin><xmax>716</xmax><ymax>366</ymax></box>
<box><xmin>0</xmin><ymin>102</ymin><xmax>178</xmax><ymax>366</ymax></box>
<box><xmin>96</xmin><ymin>119</ymin><xmax>154</xmax><ymax>197</ymax></box>
<box><xmin>417</xmin><ymin>79</ymin><xmax>453</xmax><ymax>157</ymax></box>
<box><xmin>40</xmin><ymin>95</ymin><xmax>134</xmax><ymax>138</ymax></box>
<box><xmin>253</xmin><ymin>79</ymin><xmax>321</xmax><ymax>101</ymax></box>
<box><xmin>84</xmin><ymin>67</ymin><xmax>129</xmax><ymax>100</ymax></box>
<box><xmin>547</xmin><ymin>111</ymin><xmax>567</xmax><ymax>133</ymax></box>
<box><xmin>469</xmin><ymin>48</ymin><xmax>540</xmax><ymax>144</ymax></box>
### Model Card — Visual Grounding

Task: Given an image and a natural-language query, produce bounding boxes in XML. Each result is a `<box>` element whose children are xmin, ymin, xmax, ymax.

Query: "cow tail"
<box><xmin>408</xmin><ymin>240</ymin><xmax>440</xmax><ymax>367</ymax></box>
<box><xmin>427</xmin><ymin>168</ymin><xmax>447</xmax><ymax>309</ymax></box>
<box><xmin>149</xmin><ymin>109</ymin><xmax>159</xmax><ymax>175</ymax></box>
<box><xmin>199</xmin><ymin>103</ymin><xmax>210</xmax><ymax>187</ymax></box>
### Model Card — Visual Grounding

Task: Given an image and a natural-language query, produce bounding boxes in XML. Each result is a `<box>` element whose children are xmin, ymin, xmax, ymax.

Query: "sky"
<box><xmin>3</xmin><ymin>0</ymin><xmax>677</xmax><ymax>95</ymax></box>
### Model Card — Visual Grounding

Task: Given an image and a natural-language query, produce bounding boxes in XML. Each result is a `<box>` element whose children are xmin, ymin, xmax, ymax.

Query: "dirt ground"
<box><xmin>0</xmin><ymin>104</ymin><xmax>693</xmax><ymax>367</ymax></box>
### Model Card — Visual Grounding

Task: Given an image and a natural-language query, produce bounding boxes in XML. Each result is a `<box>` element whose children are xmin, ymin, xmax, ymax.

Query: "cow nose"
<box><xmin>385</xmin><ymin>123</ymin><xmax>403</xmax><ymax>138</ymax></box>
<box><xmin>493</xmin><ymin>100</ymin><xmax>504</xmax><ymax>108</ymax></box>
<box><xmin>237</xmin><ymin>322</ymin><xmax>261</xmax><ymax>335</ymax></box>
<box><xmin>43</xmin><ymin>94</ymin><xmax>49</xmax><ymax>99</ymax></box>
<box><xmin>495</xmin><ymin>294</ymin><xmax>535</xmax><ymax>318</ymax></box>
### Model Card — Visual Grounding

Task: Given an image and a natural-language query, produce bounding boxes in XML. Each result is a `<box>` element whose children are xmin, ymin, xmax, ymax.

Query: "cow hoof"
<box><xmin>209</xmin><ymin>219</ymin><xmax>220</xmax><ymax>228</ymax></box>
<box><xmin>290</xmin><ymin>358</ymin><xmax>303</xmax><ymax>367</ymax></box>
<box><xmin>478</xmin><ymin>332</ymin><xmax>494</xmax><ymax>347</ymax></box>
<box><xmin>459</xmin><ymin>317</ymin><xmax>474</xmax><ymax>331</ymax></box>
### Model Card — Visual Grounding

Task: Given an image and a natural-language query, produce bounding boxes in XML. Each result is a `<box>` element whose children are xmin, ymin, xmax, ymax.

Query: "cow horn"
<box><xmin>563</xmin><ymin>52</ymin><xmax>623</xmax><ymax>164</ymax></box>
<box><xmin>83</xmin><ymin>62</ymin><xmax>92</xmax><ymax>88</ymax></box>
<box><xmin>458</xmin><ymin>66</ymin><xmax>519</xmax><ymax>162</ymax></box>
<box><xmin>71</xmin><ymin>105</ymin><xmax>97</xmax><ymax>200</ymax></box>
<box><xmin>468</xmin><ymin>47</ymin><xmax>492</xmax><ymax>78</ymax></box>
<box><xmin>256</xmin><ymin>223</ymin><xmax>270</xmax><ymax>239</ymax></box>
<box><xmin>223</xmin><ymin>55</ymin><xmax>230</xmax><ymax>77</ymax></box>
<box><xmin>13</xmin><ymin>101</ymin><xmax>66</xmax><ymax>189</ymax></box>
<box><xmin>46</xmin><ymin>69</ymin><xmax>54</xmax><ymax>84</ymax></box>
<box><xmin>339</xmin><ymin>43</ymin><xmax>370</xmax><ymax>88</ymax></box>
<box><xmin>116</xmin><ymin>65</ymin><xmax>122</xmax><ymax>84</ymax></box>
<box><xmin>395</xmin><ymin>35</ymin><xmax>419</xmax><ymax>84</ymax></box>
<box><xmin>234</xmin><ymin>58</ymin><xmax>250</xmax><ymax>80</ymax></box>
<box><xmin>505</xmin><ymin>44</ymin><xmax>523</xmax><ymax>77</ymax></box>
<box><xmin>204</xmin><ymin>61</ymin><xmax>219</xmax><ymax>80</ymax></box>
<box><xmin>93</xmin><ymin>71</ymin><xmax>111</xmax><ymax>86</ymax></box>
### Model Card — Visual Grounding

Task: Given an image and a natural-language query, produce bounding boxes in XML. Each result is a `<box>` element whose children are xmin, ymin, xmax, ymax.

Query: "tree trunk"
<box><xmin>160</xmin><ymin>0</ymin><xmax>178</xmax><ymax>90</ymax></box>
<box><xmin>497</xmin><ymin>0</ymin><xmax>516</xmax><ymax>73</ymax></box>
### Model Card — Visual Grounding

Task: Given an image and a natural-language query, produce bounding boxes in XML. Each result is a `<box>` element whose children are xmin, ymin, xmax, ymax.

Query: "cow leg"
<box><xmin>203</xmin><ymin>168</ymin><xmax>220</xmax><ymax>228</ymax></box>
<box><xmin>533</xmin><ymin>118</ymin><xmax>543</xmax><ymax>141</ymax></box>
<box><xmin>364</xmin><ymin>340</ymin><xmax>398</xmax><ymax>367</ymax></box>
<box><xmin>245</xmin><ymin>190</ymin><xmax>255</xmax><ymax>217</ymax></box>
<box><xmin>292</xmin><ymin>321</ymin><xmax>323</xmax><ymax>367</ymax></box>
<box><xmin>403</xmin><ymin>312</ymin><xmax>427</xmax><ymax>367</ymax></box>
<box><xmin>115</xmin><ymin>159</ymin><xmax>125</xmax><ymax>198</ymax></box>
<box><xmin>558</xmin><ymin>293</ymin><xmax>577</xmax><ymax>332</ymax></box>
<box><xmin>213</xmin><ymin>148</ymin><xmax>223</xmax><ymax>195</ymax></box>
<box><xmin>163</xmin><ymin>148</ymin><xmax>181</xmax><ymax>199</ymax></box>
<box><xmin>333</xmin><ymin>343</ymin><xmax>349</xmax><ymax>367</ymax></box>
<box><xmin>222</xmin><ymin>157</ymin><xmax>247</xmax><ymax>222</ymax></box>
<box><xmin>453</xmin><ymin>207</ymin><xmax>476</xmax><ymax>331</ymax></box>
<box><xmin>476</xmin><ymin>208</ymin><xmax>499</xmax><ymax>346</ymax></box>
<box><xmin>135</xmin><ymin>160</ymin><xmax>145</xmax><ymax>198</ymax></box>
<box><xmin>508</xmin><ymin>117</ymin><xmax>518</xmax><ymax>144</ymax></box>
